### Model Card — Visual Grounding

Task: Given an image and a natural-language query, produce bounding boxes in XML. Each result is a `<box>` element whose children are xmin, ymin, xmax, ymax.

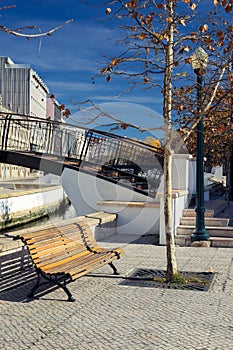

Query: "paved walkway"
<box><xmin>0</xmin><ymin>234</ymin><xmax>233</xmax><ymax>350</ymax></box>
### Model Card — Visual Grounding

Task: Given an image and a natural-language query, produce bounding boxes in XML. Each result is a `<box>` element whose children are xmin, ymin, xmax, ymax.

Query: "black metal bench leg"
<box><xmin>57</xmin><ymin>280</ymin><xmax>75</xmax><ymax>302</ymax></box>
<box><xmin>108</xmin><ymin>262</ymin><xmax>120</xmax><ymax>275</ymax></box>
<box><xmin>28</xmin><ymin>270</ymin><xmax>41</xmax><ymax>298</ymax></box>
<box><xmin>28</xmin><ymin>270</ymin><xmax>75</xmax><ymax>302</ymax></box>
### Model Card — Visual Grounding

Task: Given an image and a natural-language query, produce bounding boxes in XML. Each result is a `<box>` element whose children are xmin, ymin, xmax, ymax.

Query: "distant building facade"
<box><xmin>0</xmin><ymin>56</ymin><xmax>68</xmax><ymax>180</ymax></box>
<box><xmin>0</xmin><ymin>100</ymin><xmax>31</xmax><ymax>180</ymax></box>
<box><xmin>0</xmin><ymin>56</ymin><xmax>49</xmax><ymax>118</ymax></box>
<box><xmin>46</xmin><ymin>97</ymin><xmax>65</xmax><ymax>122</ymax></box>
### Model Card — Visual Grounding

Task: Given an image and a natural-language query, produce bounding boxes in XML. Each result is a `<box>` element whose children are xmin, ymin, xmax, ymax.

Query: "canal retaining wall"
<box><xmin>0</xmin><ymin>183</ymin><xmax>68</xmax><ymax>231</ymax></box>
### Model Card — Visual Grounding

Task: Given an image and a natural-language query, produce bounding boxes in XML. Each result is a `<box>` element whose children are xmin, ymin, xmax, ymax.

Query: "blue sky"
<box><xmin>0</xmin><ymin>0</ymin><xmax>164</xmax><ymax>139</ymax></box>
<box><xmin>1</xmin><ymin>0</ymin><xmax>226</xmax><ymax>142</ymax></box>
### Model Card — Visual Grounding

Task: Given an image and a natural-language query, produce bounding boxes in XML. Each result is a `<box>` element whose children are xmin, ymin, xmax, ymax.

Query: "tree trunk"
<box><xmin>163</xmin><ymin>0</ymin><xmax>178</xmax><ymax>281</ymax></box>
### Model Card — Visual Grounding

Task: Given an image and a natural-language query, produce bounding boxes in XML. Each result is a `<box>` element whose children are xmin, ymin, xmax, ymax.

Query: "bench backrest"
<box><xmin>18</xmin><ymin>222</ymin><xmax>98</xmax><ymax>270</ymax></box>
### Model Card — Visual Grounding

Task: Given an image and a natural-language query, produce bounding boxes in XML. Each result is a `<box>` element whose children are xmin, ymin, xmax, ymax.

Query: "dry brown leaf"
<box><xmin>199</xmin><ymin>24</ymin><xmax>209</xmax><ymax>32</ymax></box>
<box><xmin>225</xmin><ymin>4</ymin><xmax>232</xmax><ymax>13</ymax></box>
<box><xmin>179</xmin><ymin>19</ymin><xmax>186</xmax><ymax>26</ymax></box>
<box><xmin>101</xmin><ymin>68</ymin><xmax>107</xmax><ymax>74</ymax></box>
<box><xmin>105</xmin><ymin>7</ymin><xmax>111</xmax><ymax>15</ymax></box>
<box><xmin>184</xmin><ymin>45</ymin><xmax>190</xmax><ymax>52</ymax></box>
<box><xmin>156</xmin><ymin>3</ymin><xmax>163</xmax><ymax>10</ymax></box>
<box><xmin>111</xmin><ymin>58</ymin><xmax>119</xmax><ymax>66</ymax></box>
<box><xmin>190</xmin><ymin>3</ymin><xmax>197</xmax><ymax>10</ymax></box>
<box><xmin>140</xmin><ymin>33</ymin><xmax>146</xmax><ymax>40</ymax></box>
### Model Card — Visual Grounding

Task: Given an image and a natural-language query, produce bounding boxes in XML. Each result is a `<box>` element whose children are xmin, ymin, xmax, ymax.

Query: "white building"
<box><xmin>0</xmin><ymin>99</ymin><xmax>31</xmax><ymax>180</ymax></box>
<box><xmin>46</xmin><ymin>97</ymin><xmax>66</xmax><ymax>122</ymax></box>
<box><xmin>0</xmin><ymin>56</ymin><xmax>49</xmax><ymax>118</ymax></box>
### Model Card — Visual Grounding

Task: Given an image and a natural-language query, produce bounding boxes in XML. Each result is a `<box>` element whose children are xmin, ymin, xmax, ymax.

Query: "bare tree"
<box><xmin>84</xmin><ymin>0</ymin><xmax>232</xmax><ymax>281</ymax></box>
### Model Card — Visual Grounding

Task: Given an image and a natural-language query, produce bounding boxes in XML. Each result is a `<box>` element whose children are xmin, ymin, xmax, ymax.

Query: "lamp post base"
<box><xmin>191</xmin><ymin>240</ymin><xmax>211</xmax><ymax>248</ymax></box>
<box><xmin>191</xmin><ymin>228</ymin><xmax>209</xmax><ymax>242</ymax></box>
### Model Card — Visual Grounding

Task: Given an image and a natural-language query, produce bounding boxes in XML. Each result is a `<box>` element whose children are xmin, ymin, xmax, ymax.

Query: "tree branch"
<box><xmin>0</xmin><ymin>19</ymin><xmax>73</xmax><ymax>38</ymax></box>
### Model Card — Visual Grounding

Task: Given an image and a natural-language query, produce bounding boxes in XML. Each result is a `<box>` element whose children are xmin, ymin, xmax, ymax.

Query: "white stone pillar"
<box><xmin>172</xmin><ymin>154</ymin><xmax>193</xmax><ymax>192</ymax></box>
<box><xmin>159</xmin><ymin>154</ymin><xmax>192</xmax><ymax>245</ymax></box>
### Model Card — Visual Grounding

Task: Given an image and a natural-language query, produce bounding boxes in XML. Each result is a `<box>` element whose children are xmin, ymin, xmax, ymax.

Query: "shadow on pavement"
<box><xmin>0</xmin><ymin>275</ymin><xmax>68</xmax><ymax>303</ymax></box>
<box><xmin>0</xmin><ymin>251</ymin><xmax>68</xmax><ymax>303</ymax></box>
<box><xmin>98</xmin><ymin>233</ymin><xmax>159</xmax><ymax>246</ymax></box>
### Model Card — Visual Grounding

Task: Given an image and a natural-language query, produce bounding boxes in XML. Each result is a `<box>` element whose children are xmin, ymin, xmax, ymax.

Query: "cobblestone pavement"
<box><xmin>0</xmin><ymin>237</ymin><xmax>233</xmax><ymax>350</ymax></box>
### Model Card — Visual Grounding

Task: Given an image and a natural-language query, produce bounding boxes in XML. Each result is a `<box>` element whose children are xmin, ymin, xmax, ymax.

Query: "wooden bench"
<box><xmin>15</xmin><ymin>221</ymin><xmax>123</xmax><ymax>301</ymax></box>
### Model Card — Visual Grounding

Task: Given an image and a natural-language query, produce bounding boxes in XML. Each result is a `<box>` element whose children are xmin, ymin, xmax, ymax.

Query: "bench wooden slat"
<box><xmin>27</xmin><ymin>232</ymin><xmax>94</xmax><ymax>248</ymax></box>
<box><xmin>69</xmin><ymin>252</ymin><xmax>120</xmax><ymax>279</ymax></box>
<box><xmin>30</xmin><ymin>242</ymin><xmax>87</xmax><ymax>263</ymax></box>
<box><xmin>28</xmin><ymin>234</ymin><xmax>83</xmax><ymax>246</ymax></box>
<box><xmin>71</xmin><ymin>258</ymin><xmax>118</xmax><ymax>280</ymax></box>
<box><xmin>50</xmin><ymin>247</ymin><xmax>121</xmax><ymax>275</ymax></box>
<box><xmin>25</xmin><ymin>225</ymin><xmax>96</xmax><ymax>247</ymax></box>
<box><xmin>22</xmin><ymin>227</ymin><xmax>69</xmax><ymax>240</ymax></box>
<box><xmin>44</xmin><ymin>253</ymin><xmax>98</xmax><ymax>274</ymax></box>
<box><xmin>26</xmin><ymin>235</ymin><xmax>102</xmax><ymax>263</ymax></box>
<box><xmin>27</xmin><ymin>237</ymin><xmax>86</xmax><ymax>255</ymax></box>
<box><xmin>37</xmin><ymin>247</ymin><xmax>93</xmax><ymax>268</ymax></box>
<box><xmin>38</xmin><ymin>245</ymin><xmax>107</xmax><ymax>272</ymax></box>
<box><xmin>21</xmin><ymin>222</ymin><xmax>89</xmax><ymax>240</ymax></box>
<box><xmin>25</xmin><ymin>237</ymin><xmax>92</xmax><ymax>255</ymax></box>
<box><xmin>45</xmin><ymin>250</ymin><xmax>117</xmax><ymax>276</ymax></box>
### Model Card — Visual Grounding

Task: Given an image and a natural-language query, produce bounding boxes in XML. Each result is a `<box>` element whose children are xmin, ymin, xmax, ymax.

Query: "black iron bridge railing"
<box><xmin>0</xmin><ymin>114</ymin><xmax>164</xmax><ymax>197</ymax></box>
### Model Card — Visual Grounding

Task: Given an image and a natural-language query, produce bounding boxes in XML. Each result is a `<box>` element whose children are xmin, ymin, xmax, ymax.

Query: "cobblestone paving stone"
<box><xmin>0</xmin><ymin>241</ymin><xmax>233</xmax><ymax>350</ymax></box>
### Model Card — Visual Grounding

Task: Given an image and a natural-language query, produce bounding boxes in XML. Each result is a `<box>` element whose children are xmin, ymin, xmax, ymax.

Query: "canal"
<box><xmin>6</xmin><ymin>202</ymin><xmax>79</xmax><ymax>233</ymax></box>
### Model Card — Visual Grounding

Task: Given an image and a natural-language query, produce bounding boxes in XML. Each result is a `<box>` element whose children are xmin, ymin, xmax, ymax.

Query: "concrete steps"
<box><xmin>182</xmin><ymin>209</ymin><xmax>214</xmax><ymax>218</ymax></box>
<box><xmin>177</xmin><ymin>225</ymin><xmax>233</xmax><ymax>237</ymax></box>
<box><xmin>175</xmin><ymin>207</ymin><xmax>233</xmax><ymax>248</ymax></box>
<box><xmin>180</xmin><ymin>217</ymin><xmax>229</xmax><ymax>227</ymax></box>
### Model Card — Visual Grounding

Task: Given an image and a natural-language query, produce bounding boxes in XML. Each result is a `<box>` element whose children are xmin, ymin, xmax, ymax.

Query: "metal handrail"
<box><xmin>0</xmin><ymin>113</ymin><xmax>164</xmax><ymax>197</ymax></box>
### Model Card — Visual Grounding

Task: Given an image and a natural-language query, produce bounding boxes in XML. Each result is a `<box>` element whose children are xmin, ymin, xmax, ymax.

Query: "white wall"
<box><xmin>0</xmin><ymin>186</ymin><xmax>65</xmax><ymax>219</ymax></box>
<box><xmin>98</xmin><ymin>201</ymin><xmax>161</xmax><ymax>237</ymax></box>
<box><xmin>61</xmin><ymin>168</ymin><xmax>156</xmax><ymax>216</ymax></box>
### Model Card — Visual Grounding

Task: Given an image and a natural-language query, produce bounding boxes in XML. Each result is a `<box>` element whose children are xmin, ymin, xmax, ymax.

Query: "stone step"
<box><xmin>175</xmin><ymin>235</ymin><xmax>233</xmax><ymax>248</ymax></box>
<box><xmin>176</xmin><ymin>225</ymin><xmax>233</xmax><ymax>238</ymax></box>
<box><xmin>183</xmin><ymin>209</ymin><xmax>214</xmax><ymax>218</ymax></box>
<box><xmin>210</xmin><ymin>237</ymin><xmax>233</xmax><ymax>248</ymax></box>
<box><xmin>175</xmin><ymin>235</ymin><xmax>191</xmax><ymax>247</ymax></box>
<box><xmin>180</xmin><ymin>217</ymin><xmax>229</xmax><ymax>227</ymax></box>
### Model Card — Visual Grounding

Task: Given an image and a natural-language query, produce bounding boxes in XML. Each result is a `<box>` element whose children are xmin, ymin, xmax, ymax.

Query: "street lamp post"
<box><xmin>191</xmin><ymin>47</ymin><xmax>209</xmax><ymax>242</ymax></box>
<box><xmin>229</xmin><ymin>56</ymin><xmax>233</xmax><ymax>202</ymax></box>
